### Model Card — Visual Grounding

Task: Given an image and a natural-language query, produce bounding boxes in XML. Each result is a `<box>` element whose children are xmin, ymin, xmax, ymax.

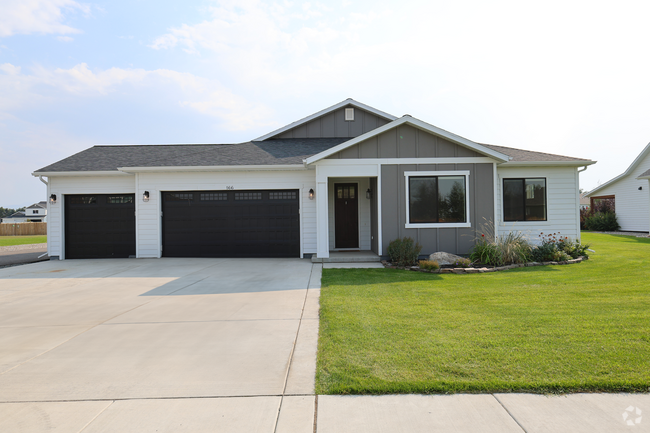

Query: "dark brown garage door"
<box><xmin>64</xmin><ymin>194</ymin><xmax>136</xmax><ymax>259</ymax></box>
<box><xmin>162</xmin><ymin>190</ymin><xmax>300</xmax><ymax>258</ymax></box>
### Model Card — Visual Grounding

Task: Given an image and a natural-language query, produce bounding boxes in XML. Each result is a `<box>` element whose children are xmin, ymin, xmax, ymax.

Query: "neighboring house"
<box><xmin>1</xmin><ymin>211</ymin><xmax>27</xmax><ymax>224</ymax></box>
<box><xmin>579</xmin><ymin>193</ymin><xmax>590</xmax><ymax>210</ymax></box>
<box><xmin>32</xmin><ymin>99</ymin><xmax>595</xmax><ymax>260</ymax></box>
<box><xmin>24</xmin><ymin>201</ymin><xmax>48</xmax><ymax>222</ymax></box>
<box><xmin>1</xmin><ymin>202</ymin><xmax>48</xmax><ymax>223</ymax></box>
<box><xmin>585</xmin><ymin>142</ymin><xmax>650</xmax><ymax>232</ymax></box>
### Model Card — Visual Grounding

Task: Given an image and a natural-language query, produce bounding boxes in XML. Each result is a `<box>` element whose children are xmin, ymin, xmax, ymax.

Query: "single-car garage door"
<box><xmin>162</xmin><ymin>190</ymin><xmax>300</xmax><ymax>258</ymax></box>
<box><xmin>64</xmin><ymin>194</ymin><xmax>136</xmax><ymax>259</ymax></box>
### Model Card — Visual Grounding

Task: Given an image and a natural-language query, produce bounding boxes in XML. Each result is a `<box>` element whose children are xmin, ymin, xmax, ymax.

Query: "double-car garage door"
<box><xmin>64</xmin><ymin>190</ymin><xmax>300</xmax><ymax>259</ymax></box>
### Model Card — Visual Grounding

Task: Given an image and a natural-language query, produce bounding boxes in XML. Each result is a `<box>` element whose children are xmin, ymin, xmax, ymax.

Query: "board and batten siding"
<box><xmin>587</xmin><ymin>155</ymin><xmax>650</xmax><ymax>232</ymax></box>
<box><xmin>137</xmin><ymin>170</ymin><xmax>317</xmax><ymax>258</ymax></box>
<box><xmin>275</xmin><ymin>106</ymin><xmax>389</xmax><ymax>139</ymax></box>
<box><xmin>47</xmin><ymin>175</ymin><xmax>136</xmax><ymax>259</ymax></box>
<box><xmin>381</xmin><ymin>163</ymin><xmax>495</xmax><ymax>256</ymax></box>
<box><xmin>496</xmin><ymin>166</ymin><xmax>581</xmax><ymax>242</ymax></box>
<box><xmin>327</xmin><ymin>124</ymin><xmax>483</xmax><ymax>159</ymax></box>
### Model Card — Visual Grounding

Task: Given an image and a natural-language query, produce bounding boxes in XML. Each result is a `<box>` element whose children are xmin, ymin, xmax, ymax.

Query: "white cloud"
<box><xmin>57</xmin><ymin>35</ymin><xmax>74</xmax><ymax>42</ymax></box>
<box><xmin>0</xmin><ymin>0</ymin><xmax>90</xmax><ymax>37</ymax></box>
<box><xmin>0</xmin><ymin>62</ymin><xmax>273</xmax><ymax>131</ymax></box>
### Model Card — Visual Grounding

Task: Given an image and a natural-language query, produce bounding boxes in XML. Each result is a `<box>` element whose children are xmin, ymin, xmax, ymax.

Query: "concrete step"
<box><xmin>311</xmin><ymin>251</ymin><xmax>381</xmax><ymax>263</ymax></box>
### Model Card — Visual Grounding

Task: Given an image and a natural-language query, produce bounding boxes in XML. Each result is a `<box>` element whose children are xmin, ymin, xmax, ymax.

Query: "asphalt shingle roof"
<box><xmin>34</xmin><ymin>138</ymin><xmax>592</xmax><ymax>173</ymax></box>
<box><xmin>34</xmin><ymin>138</ymin><xmax>350</xmax><ymax>173</ymax></box>
<box><xmin>638</xmin><ymin>169</ymin><xmax>650</xmax><ymax>177</ymax></box>
<box><xmin>482</xmin><ymin>144</ymin><xmax>591</xmax><ymax>163</ymax></box>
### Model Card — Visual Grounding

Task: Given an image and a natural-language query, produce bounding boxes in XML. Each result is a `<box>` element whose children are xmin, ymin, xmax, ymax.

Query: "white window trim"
<box><xmin>404</xmin><ymin>170</ymin><xmax>471</xmax><ymax>229</ymax></box>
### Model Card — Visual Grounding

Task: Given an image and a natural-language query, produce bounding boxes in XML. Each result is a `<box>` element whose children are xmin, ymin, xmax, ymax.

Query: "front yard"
<box><xmin>316</xmin><ymin>232</ymin><xmax>650</xmax><ymax>394</ymax></box>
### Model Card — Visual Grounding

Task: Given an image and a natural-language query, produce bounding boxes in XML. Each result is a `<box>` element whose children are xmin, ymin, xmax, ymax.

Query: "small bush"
<box><xmin>469</xmin><ymin>222</ymin><xmax>531</xmax><ymax>266</ymax></box>
<box><xmin>584</xmin><ymin>212</ymin><xmax>620</xmax><ymax>231</ymax></box>
<box><xmin>531</xmin><ymin>232</ymin><xmax>589</xmax><ymax>262</ymax></box>
<box><xmin>470</xmin><ymin>235</ymin><xmax>503</xmax><ymax>266</ymax></box>
<box><xmin>419</xmin><ymin>260</ymin><xmax>440</xmax><ymax>271</ymax></box>
<box><xmin>387</xmin><ymin>237</ymin><xmax>423</xmax><ymax>267</ymax></box>
<box><xmin>579</xmin><ymin>207</ymin><xmax>590</xmax><ymax>230</ymax></box>
<box><xmin>453</xmin><ymin>258</ymin><xmax>472</xmax><ymax>268</ymax></box>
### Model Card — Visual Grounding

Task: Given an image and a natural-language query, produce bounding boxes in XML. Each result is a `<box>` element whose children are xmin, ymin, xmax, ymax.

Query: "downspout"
<box><xmin>39</xmin><ymin>175</ymin><xmax>48</xmax><ymax>186</ymax></box>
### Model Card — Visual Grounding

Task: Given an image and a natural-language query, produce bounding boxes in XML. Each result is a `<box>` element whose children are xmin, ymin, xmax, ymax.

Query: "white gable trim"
<box><xmin>586</xmin><ymin>142</ymin><xmax>650</xmax><ymax>196</ymax></box>
<box><xmin>253</xmin><ymin>98</ymin><xmax>397</xmax><ymax>142</ymax></box>
<box><xmin>117</xmin><ymin>165</ymin><xmax>308</xmax><ymax>173</ymax></box>
<box><xmin>304</xmin><ymin>116</ymin><xmax>511</xmax><ymax>165</ymax></box>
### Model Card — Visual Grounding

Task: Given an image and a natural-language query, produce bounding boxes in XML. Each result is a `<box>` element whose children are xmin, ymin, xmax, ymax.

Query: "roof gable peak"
<box><xmin>254</xmin><ymin>98</ymin><xmax>397</xmax><ymax>142</ymax></box>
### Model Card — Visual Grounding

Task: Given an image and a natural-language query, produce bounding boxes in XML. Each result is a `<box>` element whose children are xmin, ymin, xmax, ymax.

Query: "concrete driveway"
<box><xmin>0</xmin><ymin>258</ymin><xmax>320</xmax><ymax>432</ymax></box>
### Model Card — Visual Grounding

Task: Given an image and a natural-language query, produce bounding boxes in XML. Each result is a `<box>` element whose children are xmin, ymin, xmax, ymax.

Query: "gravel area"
<box><xmin>0</xmin><ymin>243</ymin><xmax>47</xmax><ymax>252</ymax></box>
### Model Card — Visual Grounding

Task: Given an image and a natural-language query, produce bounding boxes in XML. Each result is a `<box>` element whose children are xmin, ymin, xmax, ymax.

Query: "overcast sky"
<box><xmin>2</xmin><ymin>0</ymin><xmax>650</xmax><ymax>208</ymax></box>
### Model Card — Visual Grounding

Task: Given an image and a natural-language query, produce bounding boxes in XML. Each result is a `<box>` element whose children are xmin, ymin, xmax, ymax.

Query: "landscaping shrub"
<box><xmin>453</xmin><ymin>257</ymin><xmax>472</xmax><ymax>268</ymax></box>
<box><xmin>582</xmin><ymin>198</ymin><xmax>620</xmax><ymax>231</ymax></box>
<box><xmin>531</xmin><ymin>232</ymin><xmax>589</xmax><ymax>262</ymax></box>
<box><xmin>387</xmin><ymin>237</ymin><xmax>423</xmax><ymax>267</ymax></box>
<box><xmin>470</xmin><ymin>235</ymin><xmax>503</xmax><ymax>266</ymax></box>
<box><xmin>584</xmin><ymin>212</ymin><xmax>621</xmax><ymax>231</ymax></box>
<box><xmin>579</xmin><ymin>207</ymin><xmax>590</xmax><ymax>230</ymax></box>
<box><xmin>418</xmin><ymin>259</ymin><xmax>440</xmax><ymax>271</ymax></box>
<box><xmin>469</xmin><ymin>222</ymin><xmax>531</xmax><ymax>266</ymax></box>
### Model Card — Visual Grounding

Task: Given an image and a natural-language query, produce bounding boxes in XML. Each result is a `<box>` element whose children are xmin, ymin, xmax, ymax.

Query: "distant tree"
<box><xmin>0</xmin><ymin>207</ymin><xmax>26</xmax><ymax>218</ymax></box>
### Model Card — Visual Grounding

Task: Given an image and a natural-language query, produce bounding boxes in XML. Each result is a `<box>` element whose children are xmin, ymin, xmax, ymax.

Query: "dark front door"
<box><xmin>162</xmin><ymin>189</ymin><xmax>300</xmax><ymax>258</ymax></box>
<box><xmin>334</xmin><ymin>183</ymin><xmax>359</xmax><ymax>249</ymax></box>
<box><xmin>64</xmin><ymin>194</ymin><xmax>136</xmax><ymax>259</ymax></box>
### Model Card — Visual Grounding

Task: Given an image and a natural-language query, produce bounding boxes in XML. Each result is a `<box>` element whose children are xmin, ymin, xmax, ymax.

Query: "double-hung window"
<box><xmin>503</xmin><ymin>178</ymin><xmax>546</xmax><ymax>221</ymax></box>
<box><xmin>405</xmin><ymin>171</ymin><xmax>470</xmax><ymax>228</ymax></box>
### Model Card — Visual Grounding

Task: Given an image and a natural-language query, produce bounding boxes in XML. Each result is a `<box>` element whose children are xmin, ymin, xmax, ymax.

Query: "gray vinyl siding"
<box><xmin>381</xmin><ymin>163</ymin><xmax>494</xmax><ymax>256</ymax></box>
<box><xmin>275</xmin><ymin>106</ymin><xmax>389</xmax><ymax>139</ymax></box>
<box><xmin>328</xmin><ymin>125</ymin><xmax>483</xmax><ymax>159</ymax></box>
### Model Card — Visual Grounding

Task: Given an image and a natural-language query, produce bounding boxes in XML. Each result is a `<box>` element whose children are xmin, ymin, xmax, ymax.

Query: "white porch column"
<box><xmin>316</xmin><ymin>179</ymin><xmax>330</xmax><ymax>258</ymax></box>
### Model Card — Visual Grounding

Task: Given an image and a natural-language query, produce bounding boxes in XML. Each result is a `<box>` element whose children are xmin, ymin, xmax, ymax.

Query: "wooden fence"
<box><xmin>0</xmin><ymin>222</ymin><xmax>47</xmax><ymax>236</ymax></box>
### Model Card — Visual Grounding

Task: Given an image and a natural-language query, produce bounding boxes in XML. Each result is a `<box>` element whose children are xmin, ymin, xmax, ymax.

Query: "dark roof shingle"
<box><xmin>34</xmin><ymin>138</ymin><xmax>350</xmax><ymax>173</ymax></box>
<box><xmin>482</xmin><ymin>144</ymin><xmax>591</xmax><ymax>163</ymax></box>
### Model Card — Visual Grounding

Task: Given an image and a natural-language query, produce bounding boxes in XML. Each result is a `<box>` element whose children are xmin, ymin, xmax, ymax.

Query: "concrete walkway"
<box><xmin>0</xmin><ymin>259</ymin><xmax>647</xmax><ymax>432</ymax></box>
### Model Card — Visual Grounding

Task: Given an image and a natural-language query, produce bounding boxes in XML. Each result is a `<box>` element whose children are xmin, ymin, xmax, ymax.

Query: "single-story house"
<box><xmin>33</xmin><ymin>99</ymin><xmax>595</xmax><ymax>260</ymax></box>
<box><xmin>585</xmin><ymin>142</ymin><xmax>650</xmax><ymax>232</ymax></box>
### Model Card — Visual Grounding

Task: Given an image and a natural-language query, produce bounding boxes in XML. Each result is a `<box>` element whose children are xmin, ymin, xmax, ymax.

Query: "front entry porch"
<box><xmin>314</xmin><ymin>170</ymin><xmax>380</xmax><ymax>260</ymax></box>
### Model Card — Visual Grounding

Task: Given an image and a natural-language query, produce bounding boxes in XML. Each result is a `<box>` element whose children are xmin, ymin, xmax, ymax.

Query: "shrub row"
<box><xmin>387</xmin><ymin>230</ymin><xmax>590</xmax><ymax>268</ymax></box>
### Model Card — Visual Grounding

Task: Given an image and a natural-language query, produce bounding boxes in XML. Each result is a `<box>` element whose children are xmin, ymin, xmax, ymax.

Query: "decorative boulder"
<box><xmin>429</xmin><ymin>252</ymin><xmax>465</xmax><ymax>266</ymax></box>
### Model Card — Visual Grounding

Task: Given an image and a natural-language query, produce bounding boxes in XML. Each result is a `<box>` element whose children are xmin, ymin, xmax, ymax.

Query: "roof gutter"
<box><xmin>38</xmin><ymin>175</ymin><xmax>48</xmax><ymax>185</ymax></box>
<box><xmin>32</xmin><ymin>171</ymin><xmax>132</xmax><ymax>177</ymax></box>
<box><xmin>501</xmin><ymin>160</ymin><xmax>597</xmax><ymax>167</ymax></box>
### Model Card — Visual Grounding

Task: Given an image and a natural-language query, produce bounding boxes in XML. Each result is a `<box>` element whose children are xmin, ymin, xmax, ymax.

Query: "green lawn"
<box><xmin>316</xmin><ymin>232</ymin><xmax>650</xmax><ymax>394</ymax></box>
<box><xmin>0</xmin><ymin>235</ymin><xmax>47</xmax><ymax>246</ymax></box>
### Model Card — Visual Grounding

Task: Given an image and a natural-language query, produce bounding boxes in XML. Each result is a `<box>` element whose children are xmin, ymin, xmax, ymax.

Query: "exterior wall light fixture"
<box><xmin>366</xmin><ymin>188</ymin><xmax>372</xmax><ymax>199</ymax></box>
<box><xmin>49</xmin><ymin>194</ymin><xmax>57</xmax><ymax>204</ymax></box>
<box><xmin>639</xmin><ymin>186</ymin><xmax>643</xmax><ymax>190</ymax></box>
<box><xmin>309</xmin><ymin>189</ymin><xmax>315</xmax><ymax>200</ymax></box>
<box><xmin>143</xmin><ymin>191</ymin><xmax>150</xmax><ymax>202</ymax></box>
